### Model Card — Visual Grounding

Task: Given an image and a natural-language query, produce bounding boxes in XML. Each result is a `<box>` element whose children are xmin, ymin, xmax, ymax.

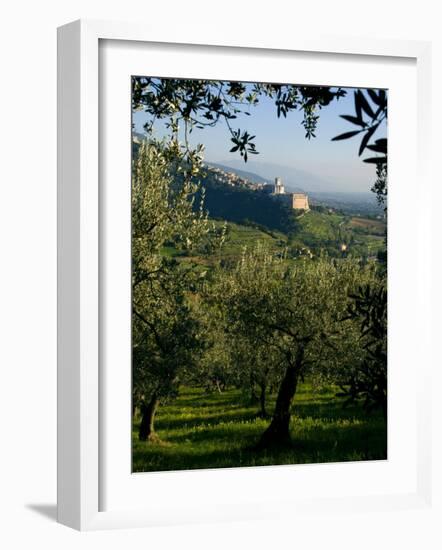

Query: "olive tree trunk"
<box><xmin>256</xmin><ymin>348</ymin><xmax>304</xmax><ymax>448</ymax></box>
<box><xmin>138</xmin><ymin>394</ymin><xmax>159</xmax><ymax>442</ymax></box>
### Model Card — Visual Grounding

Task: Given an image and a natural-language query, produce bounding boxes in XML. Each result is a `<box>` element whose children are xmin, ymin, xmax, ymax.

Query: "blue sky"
<box><xmin>132</xmin><ymin>84</ymin><xmax>387</xmax><ymax>193</ymax></box>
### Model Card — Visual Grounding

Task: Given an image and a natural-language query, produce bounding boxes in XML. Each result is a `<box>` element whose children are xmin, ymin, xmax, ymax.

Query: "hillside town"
<box><xmin>206</xmin><ymin>165</ymin><xmax>310</xmax><ymax>211</ymax></box>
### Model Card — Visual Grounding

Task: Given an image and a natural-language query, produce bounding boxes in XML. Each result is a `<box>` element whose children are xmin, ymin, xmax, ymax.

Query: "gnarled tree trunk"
<box><xmin>256</xmin><ymin>348</ymin><xmax>304</xmax><ymax>448</ymax></box>
<box><xmin>138</xmin><ymin>393</ymin><xmax>159</xmax><ymax>442</ymax></box>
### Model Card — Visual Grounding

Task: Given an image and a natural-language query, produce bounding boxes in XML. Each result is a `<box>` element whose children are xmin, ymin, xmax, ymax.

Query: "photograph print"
<box><xmin>131</xmin><ymin>77</ymin><xmax>387</xmax><ymax>472</ymax></box>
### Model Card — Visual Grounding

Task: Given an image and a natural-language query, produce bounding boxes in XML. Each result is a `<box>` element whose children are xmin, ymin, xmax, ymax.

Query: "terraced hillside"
<box><xmin>289</xmin><ymin>210</ymin><xmax>386</xmax><ymax>259</ymax></box>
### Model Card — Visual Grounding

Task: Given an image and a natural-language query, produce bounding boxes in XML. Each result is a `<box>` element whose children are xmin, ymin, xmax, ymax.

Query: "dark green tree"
<box><xmin>132</xmin><ymin>141</ymin><xmax>223</xmax><ymax>441</ymax></box>
<box><xmin>210</xmin><ymin>247</ymin><xmax>374</xmax><ymax>447</ymax></box>
<box><xmin>337</xmin><ymin>282</ymin><xmax>388</xmax><ymax>420</ymax></box>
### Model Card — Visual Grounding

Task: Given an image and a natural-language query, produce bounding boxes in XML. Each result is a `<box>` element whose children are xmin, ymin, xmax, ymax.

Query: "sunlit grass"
<box><xmin>132</xmin><ymin>384</ymin><xmax>387</xmax><ymax>473</ymax></box>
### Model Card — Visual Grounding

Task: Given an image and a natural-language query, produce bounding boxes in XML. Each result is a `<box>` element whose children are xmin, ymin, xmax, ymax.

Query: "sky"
<box><xmin>132</xmin><ymin>83</ymin><xmax>387</xmax><ymax>193</ymax></box>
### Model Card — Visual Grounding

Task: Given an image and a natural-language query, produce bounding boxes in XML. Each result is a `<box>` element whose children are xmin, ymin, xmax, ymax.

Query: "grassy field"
<box><xmin>349</xmin><ymin>216</ymin><xmax>386</xmax><ymax>235</ymax></box>
<box><xmin>169</xmin><ymin>221</ymin><xmax>288</xmax><ymax>267</ymax></box>
<box><xmin>296</xmin><ymin>210</ymin><xmax>345</xmax><ymax>242</ymax></box>
<box><xmin>164</xmin><ymin>212</ymin><xmax>386</xmax><ymax>267</ymax></box>
<box><xmin>132</xmin><ymin>384</ymin><xmax>387</xmax><ymax>473</ymax></box>
<box><xmin>290</xmin><ymin>210</ymin><xmax>386</xmax><ymax>257</ymax></box>
<box><xmin>219</xmin><ymin>221</ymin><xmax>287</xmax><ymax>256</ymax></box>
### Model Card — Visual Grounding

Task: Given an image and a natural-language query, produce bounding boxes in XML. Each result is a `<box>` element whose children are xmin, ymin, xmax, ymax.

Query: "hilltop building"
<box><xmin>270</xmin><ymin>177</ymin><xmax>310</xmax><ymax>211</ymax></box>
<box><xmin>292</xmin><ymin>193</ymin><xmax>310</xmax><ymax>211</ymax></box>
<box><xmin>273</xmin><ymin>177</ymin><xmax>285</xmax><ymax>195</ymax></box>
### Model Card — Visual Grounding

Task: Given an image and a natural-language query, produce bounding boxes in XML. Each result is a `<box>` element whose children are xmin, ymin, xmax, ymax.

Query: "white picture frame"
<box><xmin>57</xmin><ymin>19</ymin><xmax>433</xmax><ymax>531</ymax></box>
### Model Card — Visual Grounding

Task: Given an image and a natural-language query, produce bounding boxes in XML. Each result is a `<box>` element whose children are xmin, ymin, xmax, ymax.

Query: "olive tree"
<box><xmin>186</xmin><ymin>300</ymin><xmax>235</xmax><ymax>394</ymax></box>
<box><xmin>337</xmin><ymin>282</ymin><xmax>387</xmax><ymax>420</ymax></box>
<box><xmin>199</xmin><ymin>268</ymin><xmax>283</xmax><ymax>415</ymax></box>
<box><xmin>229</xmin><ymin>336</ymin><xmax>283</xmax><ymax>418</ymax></box>
<box><xmin>132</xmin><ymin>141</ymin><xmax>222</xmax><ymax>441</ymax></box>
<box><xmin>211</xmin><ymin>247</ymin><xmax>374</xmax><ymax>447</ymax></box>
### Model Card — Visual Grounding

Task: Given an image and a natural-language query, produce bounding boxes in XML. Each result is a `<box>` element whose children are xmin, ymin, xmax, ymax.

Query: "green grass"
<box><xmin>289</xmin><ymin>210</ymin><xmax>385</xmax><ymax>258</ymax></box>
<box><xmin>180</xmin><ymin>221</ymin><xmax>288</xmax><ymax>267</ymax></box>
<box><xmin>217</xmin><ymin>222</ymin><xmax>287</xmax><ymax>259</ymax></box>
<box><xmin>296</xmin><ymin>211</ymin><xmax>345</xmax><ymax>242</ymax></box>
<box><xmin>132</xmin><ymin>384</ymin><xmax>387</xmax><ymax>473</ymax></box>
<box><xmin>163</xmin><ymin>213</ymin><xmax>386</xmax><ymax>266</ymax></box>
<box><xmin>349</xmin><ymin>216</ymin><xmax>386</xmax><ymax>235</ymax></box>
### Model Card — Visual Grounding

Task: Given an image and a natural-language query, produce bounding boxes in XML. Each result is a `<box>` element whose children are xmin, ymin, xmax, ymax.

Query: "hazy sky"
<box><xmin>132</xmin><ymin>83</ymin><xmax>387</xmax><ymax>193</ymax></box>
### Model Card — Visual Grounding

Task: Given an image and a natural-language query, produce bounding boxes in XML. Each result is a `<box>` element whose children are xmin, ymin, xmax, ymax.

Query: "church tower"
<box><xmin>274</xmin><ymin>177</ymin><xmax>285</xmax><ymax>195</ymax></box>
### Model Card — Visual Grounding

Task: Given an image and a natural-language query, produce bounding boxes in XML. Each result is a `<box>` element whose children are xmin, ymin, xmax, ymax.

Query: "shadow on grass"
<box><xmin>132</xmin><ymin>385</ymin><xmax>387</xmax><ymax>473</ymax></box>
<box><xmin>151</xmin><ymin>398</ymin><xmax>380</xmax><ymax>433</ymax></box>
<box><xmin>292</xmin><ymin>400</ymin><xmax>374</xmax><ymax>421</ymax></box>
<box><xmin>164</xmin><ymin>389</ymin><xmax>242</xmax><ymax>409</ymax></box>
<box><xmin>133</xmin><ymin>418</ymin><xmax>387</xmax><ymax>472</ymax></box>
<box><xmin>154</xmin><ymin>409</ymin><xmax>258</xmax><ymax>431</ymax></box>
